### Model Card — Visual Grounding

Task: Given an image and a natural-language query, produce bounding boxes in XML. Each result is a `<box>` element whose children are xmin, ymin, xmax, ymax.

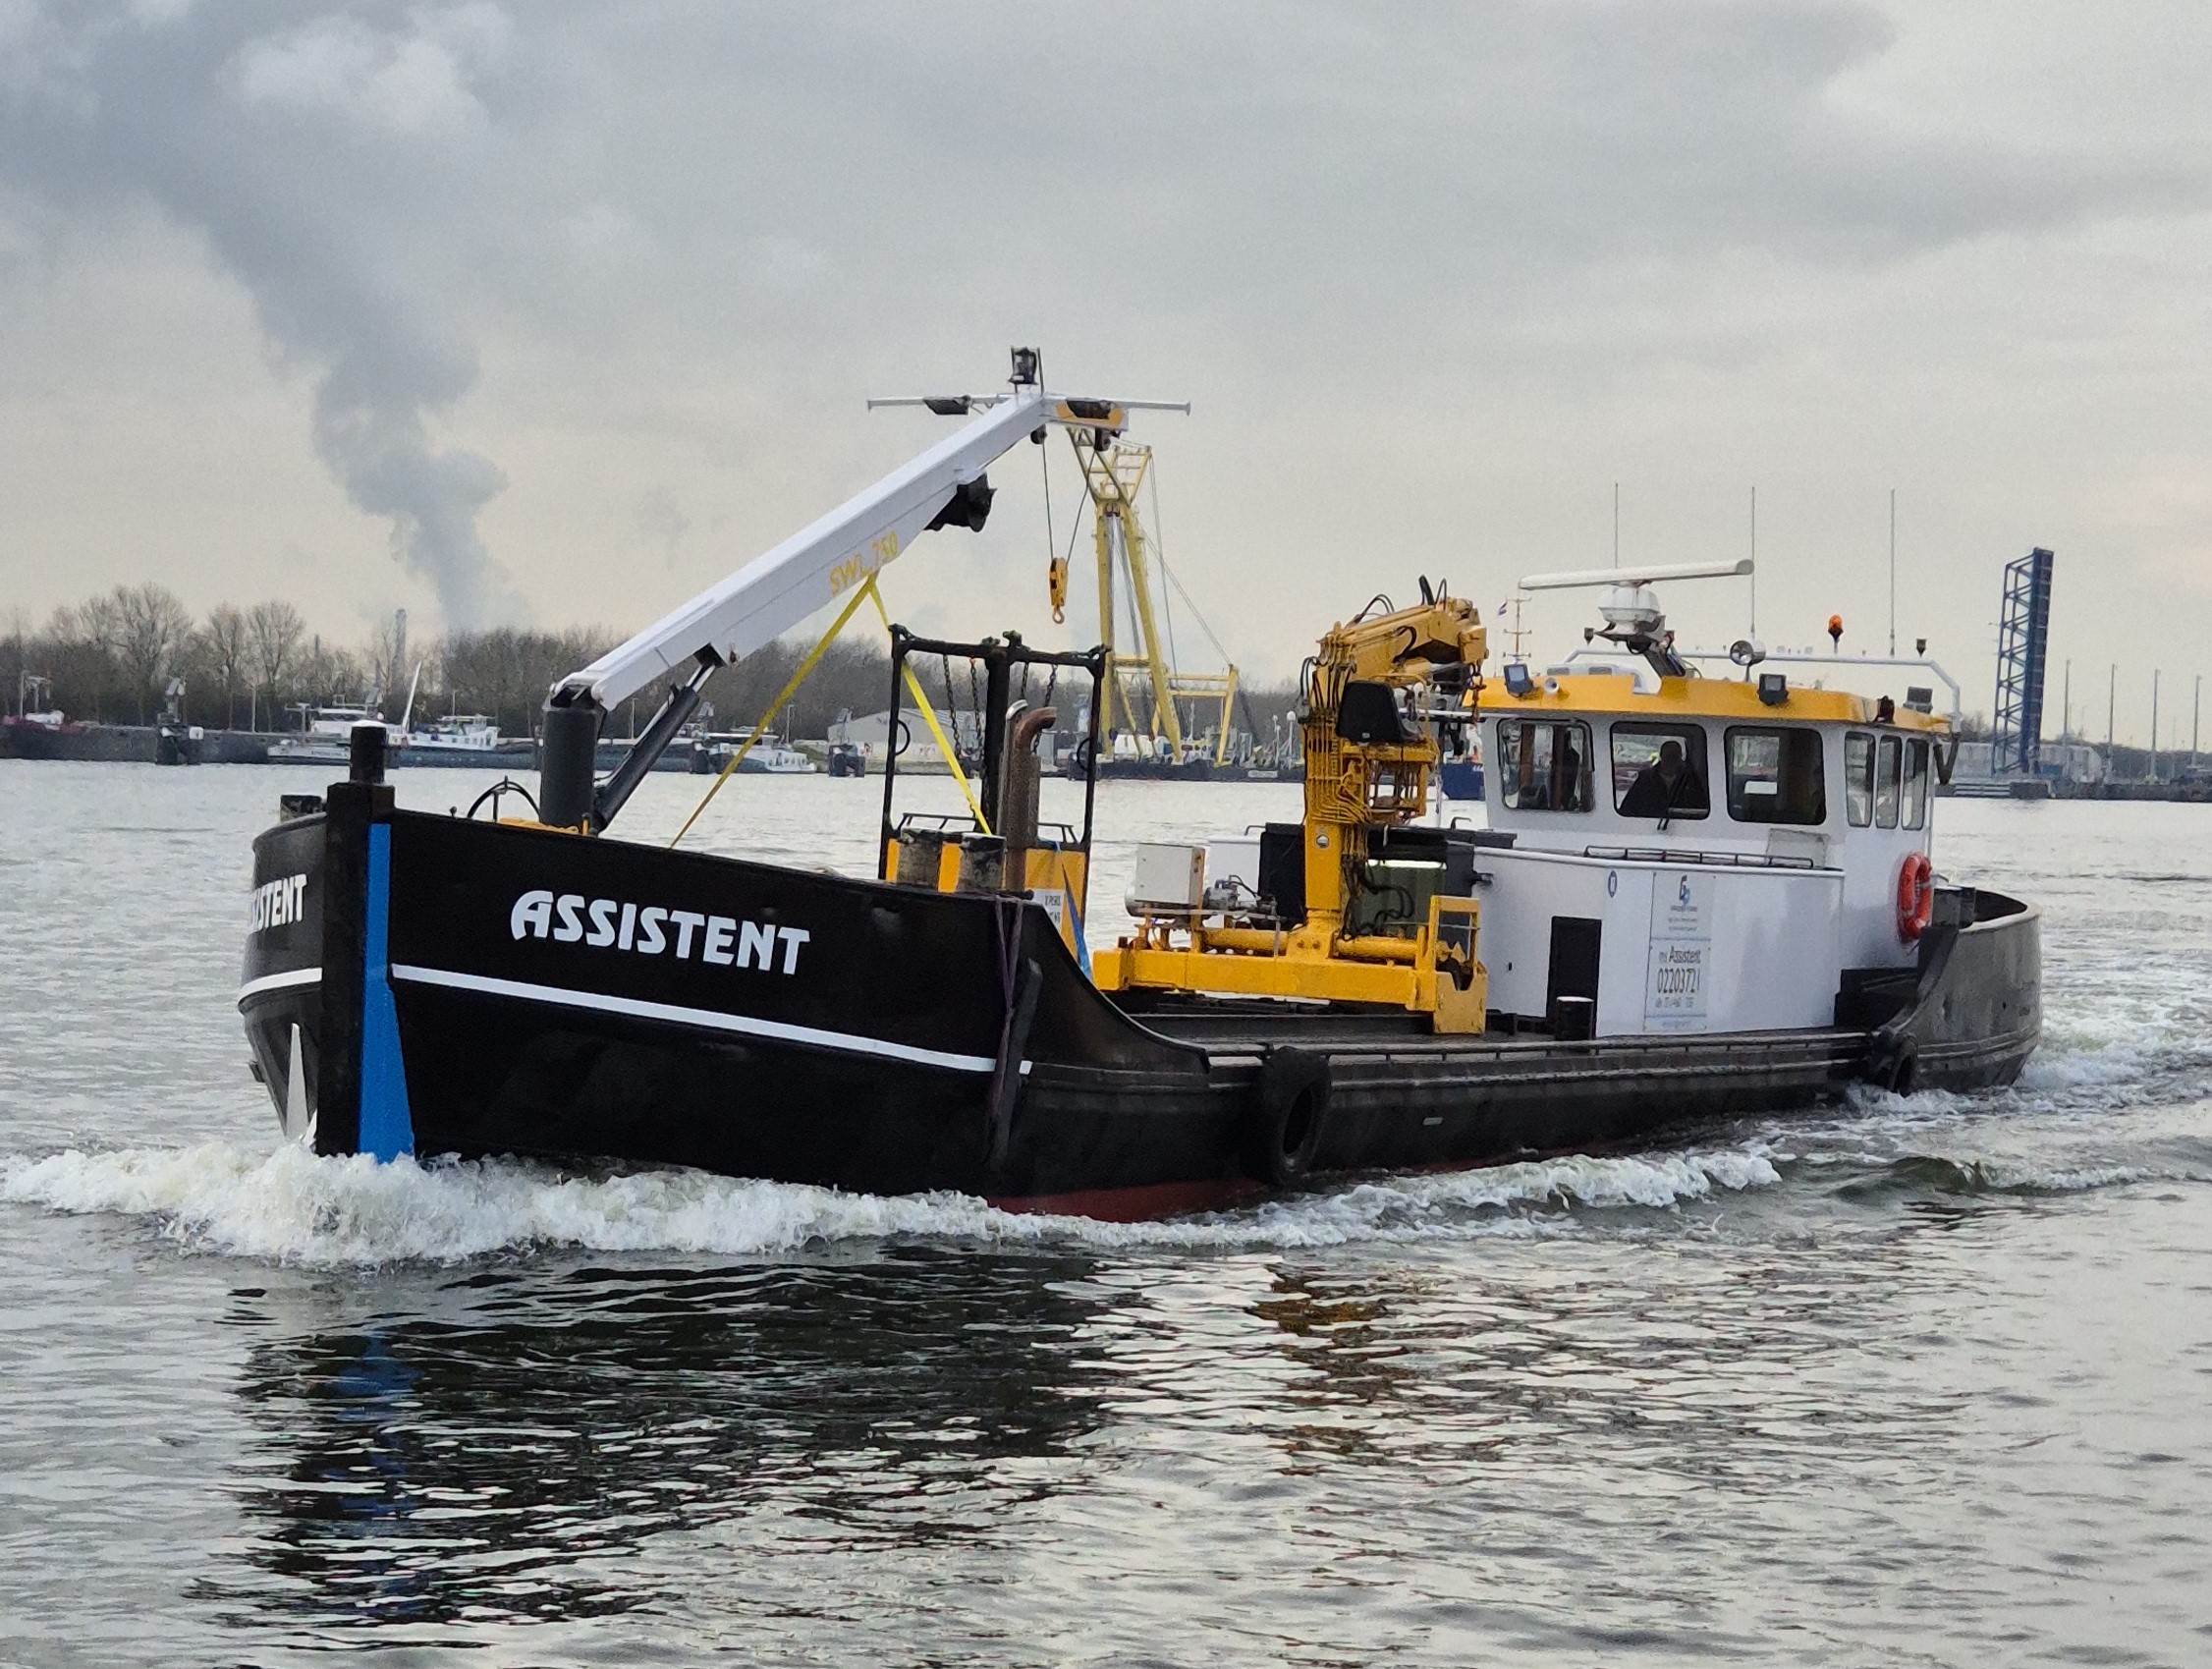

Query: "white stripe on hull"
<box><xmin>237</xmin><ymin>968</ymin><xmax>323</xmax><ymax>1004</ymax></box>
<box><xmin>388</xmin><ymin>964</ymin><xmax>1002</xmax><ymax>1075</ymax></box>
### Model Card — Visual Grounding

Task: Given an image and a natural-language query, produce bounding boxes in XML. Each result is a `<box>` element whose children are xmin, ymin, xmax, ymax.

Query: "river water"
<box><xmin>1</xmin><ymin>762</ymin><xmax>2206</xmax><ymax>1666</ymax></box>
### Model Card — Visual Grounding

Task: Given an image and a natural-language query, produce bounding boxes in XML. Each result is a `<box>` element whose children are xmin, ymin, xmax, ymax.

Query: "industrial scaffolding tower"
<box><xmin>1991</xmin><ymin>547</ymin><xmax>2055</xmax><ymax>777</ymax></box>
<box><xmin>1070</xmin><ymin>435</ymin><xmax>1239</xmax><ymax>764</ymax></box>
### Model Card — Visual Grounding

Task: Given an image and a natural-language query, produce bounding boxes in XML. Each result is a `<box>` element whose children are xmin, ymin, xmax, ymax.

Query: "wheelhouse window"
<box><xmin>1903</xmin><ymin>738</ymin><xmax>1930</xmax><ymax>830</ymax></box>
<box><xmin>1875</xmin><ymin>736</ymin><xmax>1902</xmax><ymax>828</ymax></box>
<box><xmin>1498</xmin><ymin>718</ymin><xmax>1594</xmax><ymax>812</ymax></box>
<box><xmin>1610</xmin><ymin>722</ymin><xmax>1709</xmax><ymax>820</ymax></box>
<box><xmin>1725</xmin><ymin>727</ymin><xmax>1826</xmax><ymax>825</ymax></box>
<box><xmin>1845</xmin><ymin>732</ymin><xmax>1874</xmax><ymax>827</ymax></box>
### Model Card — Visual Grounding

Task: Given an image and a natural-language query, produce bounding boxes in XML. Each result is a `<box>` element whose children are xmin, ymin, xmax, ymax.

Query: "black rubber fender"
<box><xmin>1865</xmin><ymin>1029</ymin><xmax>1920</xmax><ymax>1095</ymax></box>
<box><xmin>1242</xmin><ymin>1046</ymin><xmax>1330</xmax><ymax>1186</ymax></box>
<box><xmin>1884</xmin><ymin>1035</ymin><xmax>1920</xmax><ymax>1096</ymax></box>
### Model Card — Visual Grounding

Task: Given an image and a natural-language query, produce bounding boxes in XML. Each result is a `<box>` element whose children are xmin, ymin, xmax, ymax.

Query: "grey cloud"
<box><xmin>12</xmin><ymin>4</ymin><xmax>2194</xmax><ymax>418</ymax></box>
<box><xmin>2</xmin><ymin>0</ymin><xmax>2207</xmax><ymax>703</ymax></box>
<box><xmin>538</xmin><ymin>1</ymin><xmax>2201</xmax><ymax>345</ymax></box>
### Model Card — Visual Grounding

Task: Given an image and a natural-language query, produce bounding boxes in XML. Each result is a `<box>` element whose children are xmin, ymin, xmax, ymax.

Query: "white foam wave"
<box><xmin>1384</xmin><ymin>1147</ymin><xmax>1782</xmax><ymax>1212</ymax></box>
<box><xmin>1948</xmin><ymin>1149</ymin><xmax>2212</xmax><ymax>1195</ymax></box>
<box><xmin>1979</xmin><ymin>1161</ymin><xmax>2173</xmax><ymax>1193</ymax></box>
<box><xmin>0</xmin><ymin>1140</ymin><xmax>1783</xmax><ymax>1267</ymax></box>
<box><xmin>2013</xmin><ymin>1042</ymin><xmax>2184</xmax><ymax>1094</ymax></box>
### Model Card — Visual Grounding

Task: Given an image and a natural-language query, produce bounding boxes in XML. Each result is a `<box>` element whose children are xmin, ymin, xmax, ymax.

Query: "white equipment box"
<box><xmin>1203</xmin><ymin>838</ymin><xmax>1262</xmax><ymax>911</ymax></box>
<box><xmin>1127</xmin><ymin>843</ymin><xmax>1207</xmax><ymax>914</ymax></box>
<box><xmin>1204</xmin><ymin>838</ymin><xmax>1261</xmax><ymax>892</ymax></box>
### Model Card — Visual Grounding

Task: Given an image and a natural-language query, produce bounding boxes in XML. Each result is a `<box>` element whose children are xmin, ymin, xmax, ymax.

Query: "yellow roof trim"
<box><xmin>1487</xmin><ymin>673</ymin><xmax>1952</xmax><ymax>732</ymax></box>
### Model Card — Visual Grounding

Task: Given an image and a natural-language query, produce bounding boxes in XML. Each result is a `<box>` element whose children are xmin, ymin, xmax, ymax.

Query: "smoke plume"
<box><xmin>0</xmin><ymin>1</ymin><xmax>523</xmax><ymax>628</ymax></box>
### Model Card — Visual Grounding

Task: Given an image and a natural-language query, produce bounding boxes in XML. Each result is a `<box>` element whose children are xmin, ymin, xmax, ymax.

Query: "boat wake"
<box><xmin>1761</xmin><ymin>1024</ymin><xmax>2212</xmax><ymax>1207</ymax></box>
<box><xmin>0</xmin><ymin>1140</ymin><xmax>1782</xmax><ymax>1268</ymax></box>
<box><xmin>1827</xmin><ymin>1151</ymin><xmax>2204</xmax><ymax>1202</ymax></box>
<box><xmin>6</xmin><ymin>1024</ymin><xmax>2190</xmax><ymax>1269</ymax></box>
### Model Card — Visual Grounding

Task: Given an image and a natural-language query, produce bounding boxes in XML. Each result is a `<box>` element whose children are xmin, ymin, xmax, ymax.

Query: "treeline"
<box><xmin>4</xmin><ymin>583</ymin><xmax>1293</xmax><ymax>743</ymax></box>
<box><xmin>0</xmin><ymin>584</ymin><xmax>875</xmax><ymax>740</ymax></box>
<box><xmin>1</xmin><ymin>584</ymin><xmax>621</xmax><ymax>736</ymax></box>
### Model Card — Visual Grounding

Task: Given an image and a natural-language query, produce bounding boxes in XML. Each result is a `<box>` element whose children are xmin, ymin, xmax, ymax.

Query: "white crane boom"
<box><xmin>554</xmin><ymin>380</ymin><xmax>1189</xmax><ymax>712</ymax></box>
<box><xmin>534</xmin><ymin>354</ymin><xmax>1184</xmax><ymax>833</ymax></box>
<box><xmin>557</xmin><ymin>388</ymin><xmax>1042</xmax><ymax>712</ymax></box>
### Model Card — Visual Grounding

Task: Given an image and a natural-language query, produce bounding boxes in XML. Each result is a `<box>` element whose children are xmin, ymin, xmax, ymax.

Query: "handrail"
<box><xmin>1672</xmin><ymin>648</ymin><xmax>1963</xmax><ymax>724</ymax></box>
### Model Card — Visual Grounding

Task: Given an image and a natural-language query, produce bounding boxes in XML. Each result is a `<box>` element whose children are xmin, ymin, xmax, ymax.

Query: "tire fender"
<box><xmin>1241</xmin><ymin>1047</ymin><xmax>1330</xmax><ymax>1187</ymax></box>
<box><xmin>1886</xmin><ymin>1035</ymin><xmax>1920</xmax><ymax>1095</ymax></box>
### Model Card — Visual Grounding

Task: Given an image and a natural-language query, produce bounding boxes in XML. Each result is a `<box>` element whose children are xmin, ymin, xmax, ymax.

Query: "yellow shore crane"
<box><xmin>1051</xmin><ymin>432</ymin><xmax>1240</xmax><ymax>765</ymax></box>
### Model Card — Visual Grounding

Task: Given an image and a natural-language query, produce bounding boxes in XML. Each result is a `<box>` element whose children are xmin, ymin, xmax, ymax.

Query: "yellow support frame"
<box><xmin>669</xmin><ymin>573</ymin><xmax>882</xmax><ymax>848</ymax></box>
<box><xmin>1094</xmin><ymin>895</ymin><xmax>1487</xmax><ymax>1033</ymax></box>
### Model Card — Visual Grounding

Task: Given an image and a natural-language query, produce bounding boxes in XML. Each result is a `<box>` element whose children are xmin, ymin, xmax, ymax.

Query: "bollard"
<box><xmin>957</xmin><ymin>833</ymin><xmax>1007</xmax><ymax>893</ymax></box>
<box><xmin>348</xmin><ymin>722</ymin><xmax>386</xmax><ymax>785</ymax></box>
<box><xmin>895</xmin><ymin>828</ymin><xmax>951</xmax><ymax>888</ymax></box>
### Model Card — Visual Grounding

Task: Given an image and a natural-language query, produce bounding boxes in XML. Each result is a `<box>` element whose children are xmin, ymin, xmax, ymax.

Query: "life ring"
<box><xmin>1896</xmin><ymin>852</ymin><xmax>1935</xmax><ymax>943</ymax></box>
<box><xmin>1241</xmin><ymin>1047</ymin><xmax>1329</xmax><ymax>1187</ymax></box>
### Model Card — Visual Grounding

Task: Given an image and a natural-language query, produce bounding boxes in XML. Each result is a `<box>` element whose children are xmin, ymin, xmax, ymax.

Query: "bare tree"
<box><xmin>201</xmin><ymin>603</ymin><xmax>249</xmax><ymax>730</ymax></box>
<box><xmin>247</xmin><ymin>600</ymin><xmax>305</xmax><ymax>732</ymax></box>
<box><xmin>0</xmin><ymin>608</ymin><xmax>28</xmax><ymax>717</ymax></box>
<box><xmin>110</xmin><ymin>583</ymin><xmax>194</xmax><ymax>723</ymax></box>
<box><xmin>299</xmin><ymin>639</ymin><xmax>367</xmax><ymax>708</ymax></box>
<box><xmin>63</xmin><ymin>593</ymin><xmax>126</xmax><ymax>722</ymax></box>
<box><xmin>441</xmin><ymin>625</ymin><xmax>622</xmax><ymax>738</ymax></box>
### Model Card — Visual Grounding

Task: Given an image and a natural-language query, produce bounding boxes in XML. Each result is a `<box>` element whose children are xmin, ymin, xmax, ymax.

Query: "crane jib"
<box><xmin>536</xmin><ymin>352</ymin><xmax>1184</xmax><ymax>835</ymax></box>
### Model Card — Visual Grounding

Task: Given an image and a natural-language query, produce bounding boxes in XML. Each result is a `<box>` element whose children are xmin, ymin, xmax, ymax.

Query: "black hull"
<box><xmin>242</xmin><ymin>794</ymin><xmax>2041</xmax><ymax>1218</ymax></box>
<box><xmin>1089</xmin><ymin>757</ymin><xmax>1216</xmax><ymax>781</ymax></box>
<box><xmin>401</xmin><ymin>748</ymin><xmax>537</xmax><ymax>770</ymax></box>
<box><xmin>1</xmin><ymin>721</ymin><xmax>141</xmax><ymax>761</ymax></box>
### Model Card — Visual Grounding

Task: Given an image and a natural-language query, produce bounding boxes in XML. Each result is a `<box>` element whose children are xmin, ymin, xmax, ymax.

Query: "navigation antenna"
<box><xmin>1517</xmin><ymin>558</ymin><xmax>1754</xmax><ymax>679</ymax></box>
<box><xmin>1504</xmin><ymin>593</ymin><xmax>1530</xmax><ymax>661</ymax></box>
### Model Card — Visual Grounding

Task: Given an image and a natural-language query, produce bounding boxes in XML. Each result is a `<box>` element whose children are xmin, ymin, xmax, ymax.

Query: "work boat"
<box><xmin>267</xmin><ymin>703</ymin><xmax>389</xmax><ymax>766</ymax></box>
<box><xmin>691</xmin><ymin>729</ymin><xmax>818</xmax><ymax>775</ymax></box>
<box><xmin>238</xmin><ymin>353</ymin><xmax>2039</xmax><ymax>1218</ymax></box>
<box><xmin>272</xmin><ymin>667</ymin><xmax>420</xmax><ymax>766</ymax></box>
<box><xmin>401</xmin><ymin>713</ymin><xmax>533</xmax><ymax>769</ymax></box>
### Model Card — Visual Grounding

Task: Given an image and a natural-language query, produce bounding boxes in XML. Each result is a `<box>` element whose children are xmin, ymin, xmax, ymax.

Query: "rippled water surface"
<box><xmin>2</xmin><ymin>762</ymin><xmax>2208</xmax><ymax>1666</ymax></box>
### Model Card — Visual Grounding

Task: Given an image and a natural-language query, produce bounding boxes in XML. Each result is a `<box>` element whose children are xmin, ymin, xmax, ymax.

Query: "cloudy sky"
<box><xmin>3</xmin><ymin>1</ymin><xmax>2208</xmax><ymax>740</ymax></box>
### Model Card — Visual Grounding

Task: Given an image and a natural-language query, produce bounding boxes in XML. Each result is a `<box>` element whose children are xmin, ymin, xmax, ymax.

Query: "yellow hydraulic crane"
<box><xmin>1052</xmin><ymin>433</ymin><xmax>1239</xmax><ymax>765</ymax></box>
<box><xmin>1094</xmin><ymin>586</ymin><xmax>1491</xmax><ymax>1030</ymax></box>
